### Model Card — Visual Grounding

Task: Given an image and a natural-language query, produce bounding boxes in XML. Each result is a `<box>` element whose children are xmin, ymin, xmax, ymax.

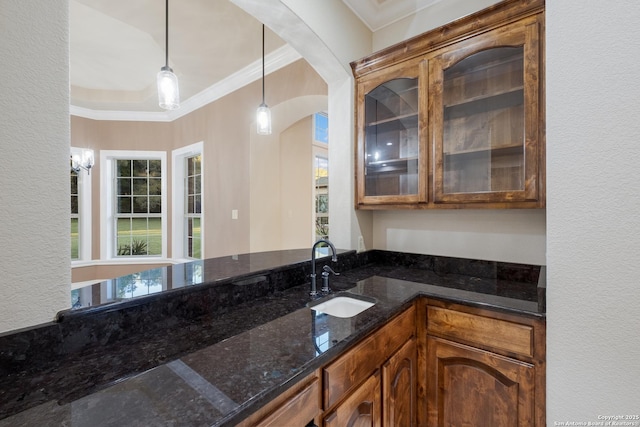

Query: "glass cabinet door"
<box><xmin>356</xmin><ymin>61</ymin><xmax>426</xmax><ymax>205</ymax></box>
<box><xmin>431</xmin><ymin>20</ymin><xmax>541</xmax><ymax>204</ymax></box>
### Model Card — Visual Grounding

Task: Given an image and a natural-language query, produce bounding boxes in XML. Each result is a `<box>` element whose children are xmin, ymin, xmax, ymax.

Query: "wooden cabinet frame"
<box><xmin>352</xmin><ymin>0</ymin><xmax>545</xmax><ymax>209</ymax></box>
<box><xmin>355</xmin><ymin>58</ymin><xmax>429</xmax><ymax>206</ymax></box>
<box><xmin>421</xmin><ymin>299</ymin><xmax>546</xmax><ymax>426</ymax></box>
<box><xmin>430</xmin><ymin>17</ymin><xmax>542</xmax><ymax>204</ymax></box>
<box><xmin>241</xmin><ymin>297</ymin><xmax>545</xmax><ymax>427</ymax></box>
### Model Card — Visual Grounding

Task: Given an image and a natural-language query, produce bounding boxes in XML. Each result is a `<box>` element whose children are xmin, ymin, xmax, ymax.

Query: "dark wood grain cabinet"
<box><xmin>239</xmin><ymin>297</ymin><xmax>545</xmax><ymax>427</ymax></box>
<box><xmin>427</xmin><ymin>337</ymin><xmax>535</xmax><ymax>426</ymax></box>
<box><xmin>356</xmin><ymin>59</ymin><xmax>427</xmax><ymax>205</ymax></box>
<box><xmin>322</xmin><ymin>305</ymin><xmax>417</xmax><ymax>427</ymax></box>
<box><xmin>382</xmin><ymin>337</ymin><xmax>417</xmax><ymax>427</ymax></box>
<box><xmin>423</xmin><ymin>301</ymin><xmax>546</xmax><ymax>426</ymax></box>
<box><xmin>352</xmin><ymin>0</ymin><xmax>545</xmax><ymax>209</ymax></box>
<box><xmin>237</xmin><ymin>371</ymin><xmax>321</xmax><ymax>427</ymax></box>
<box><xmin>324</xmin><ymin>371</ymin><xmax>382</xmax><ymax>427</ymax></box>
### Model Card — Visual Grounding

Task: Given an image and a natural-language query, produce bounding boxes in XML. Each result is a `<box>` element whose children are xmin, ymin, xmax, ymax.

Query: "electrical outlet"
<box><xmin>358</xmin><ymin>236</ymin><xmax>365</xmax><ymax>252</ymax></box>
<box><xmin>231</xmin><ymin>209</ymin><xmax>238</xmax><ymax>220</ymax></box>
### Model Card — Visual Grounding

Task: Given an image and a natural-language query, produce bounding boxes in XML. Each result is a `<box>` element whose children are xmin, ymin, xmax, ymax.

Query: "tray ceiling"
<box><xmin>70</xmin><ymin>0</ymin><xmax>437</xmax><ymax>117</ymax></box>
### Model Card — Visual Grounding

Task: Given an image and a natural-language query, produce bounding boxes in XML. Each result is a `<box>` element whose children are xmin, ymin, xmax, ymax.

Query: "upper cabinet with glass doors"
<box><xmin>352</xmin><ymin>0</ymin><xmax>545</xmax><ymax>209</ymax></box>
<box><xmin>431</xmin><ymin>16</ymin><xmax>542</xmax><ymax>204</ymax></box>
<box><xmin>356</xmin><ymin>59</ymin><xmax>426</xmax><ymax>205</ymax></box>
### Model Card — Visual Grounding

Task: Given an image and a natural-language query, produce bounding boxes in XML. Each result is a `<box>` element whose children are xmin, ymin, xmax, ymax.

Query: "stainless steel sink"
<box><xmin>309</xmin><ymin>295</ymin><xmax>375</xmax><ymax>318</ymax></box>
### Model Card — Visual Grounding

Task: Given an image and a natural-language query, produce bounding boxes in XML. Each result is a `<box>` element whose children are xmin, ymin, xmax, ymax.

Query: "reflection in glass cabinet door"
<box><xmin>442</xmin><ymin>47</ymin><xmax>525</xmax><ymax>195</ymax></box>
<box><xmin>364</xmin><ymin>77</ymin><xmax>420</xmax><ymax>198</ymax></box>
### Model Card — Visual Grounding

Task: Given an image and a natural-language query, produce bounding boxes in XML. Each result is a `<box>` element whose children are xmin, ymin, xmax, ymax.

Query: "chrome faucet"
<box><xmin>310</xmin><ymin>238</ymin><xmax>338</xmax><ymax>296</ymax></box>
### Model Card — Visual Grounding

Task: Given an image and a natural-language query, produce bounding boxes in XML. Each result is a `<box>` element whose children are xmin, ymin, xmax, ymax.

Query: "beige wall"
<box><xmin>281</xmin><ymin>116</ymin><xmax>315</xmax><ymax>249</ymax></box>
<box><xmin>249</xmin><ymin>98</ymin><xmax>329</xmax><ymax>252</ymax></box>
<box><xmin>71</xmin><ymin>59</ymin><xmax>327</xmax><ymax>279</ymax></box>
<box><xmin>249</xmin><ymin>115</ymin><xmax>318</xmax><ymax>253</ymax></box>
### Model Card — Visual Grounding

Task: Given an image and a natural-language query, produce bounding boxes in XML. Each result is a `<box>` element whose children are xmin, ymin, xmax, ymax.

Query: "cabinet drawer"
<box><xmin>237</xmin><ymin>373</ymin><xmax>320</xmax><ymax>427</ymax></box>
<box><xmin>427</xmin><ymin>306</ymin><xmax>533</xmax><ymax>358</ymax></box>
<box><xmin>323</xmin><ymin>305</ymin><xmax>415</xmax><ymax>409</ymax></box>
<box><xmin>257</xmin><ymin>377</ymin><xmax>320</xmax><ymax>427</ymax></box>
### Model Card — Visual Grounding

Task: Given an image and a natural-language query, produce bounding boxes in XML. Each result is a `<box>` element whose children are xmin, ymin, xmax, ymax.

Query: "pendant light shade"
<box><xmin>158</xmin><ymin>0</ymin><xmax>180</xmax><ymax>110</ymax></box>
<box><xmin>256</xmin><ymin>102</ymin><xmax>272</xmax><ymax>135</ymax></box>
<box><xmin>158</xmin><ymin>66</ymin><xmax>179</xmax><ymax>110</ymax></box>
<box><xmin>256</xmin><ymin>24</ymin><xmax>272</xmax><ymax>135</ymax></box>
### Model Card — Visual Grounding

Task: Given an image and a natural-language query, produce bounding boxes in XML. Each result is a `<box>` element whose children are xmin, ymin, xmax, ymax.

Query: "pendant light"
<box><xmin>256</xmin><ymin>24</ymin><xmax>272</xmax><ymax>135</ymax></box>
<box><xmin>157</xmin><ymin>0</ymin><xmax>180</xmax><ymax>110</ymax></box>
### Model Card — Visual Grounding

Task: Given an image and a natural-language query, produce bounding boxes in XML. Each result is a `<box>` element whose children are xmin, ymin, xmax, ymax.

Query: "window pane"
<box><xmin>147</xmin><ymin>218</ymin><xmax>162</xmax><ymax>255</ymax></box>
<box><xmin>148</xmin><ymin>178</ymin><xmax>161</xmax><ymax>196</ymax></box>
<box><xmin>71</xmin><ymin>195</ymin><xmax>79</xmax><ymax>215</ymax></box>
<box><xmin>117</xmin><ymin>178</ymin><xmax>131</xmax><ymax>195</ymax></box>
<box><xmin>187</xmin><ymin>157</ymin><xmax>194</xmax><ymax>176</ymax></box>
<box><xmin>187</xmin><ymin>195</ymin><xmax>194</xmax><ymax>214</ymax></box>
<box><xmin>194</xmin><ymin>156</ymin><xmax>201</xmax><ymax>174</ymax></box>
<box><xmin>133</xmin><ymin>196</ymin><xmax>148</xmax><ymax>213</ymax></box>
<box><xmin>192</xmin><ymin>218</ymin><xmax>201</xmax><ymax>259</ymax></box>
<box><xmin>132</xmin><ymin>178</ymin><xmax>148</xmax><ymax>195</ymax></box>
<box><xmin>148</xmin><ymin>196</ymin><xmax>161</xmax><ymax>214</ymax></box>
<box><xmin>118</xmin><ymin>196</ymin><xmax>132</xmax><ymax>214</ymax></box>
<box><xmin>117</xmin><ymin>218</ymin><xmax>133</xmax><ymax>256</ymax></box>
<box><xmin>316</xmin><ymin>194</ymin><xmax>328</xmax><ymax>213</ymax></box>
<box><xmin>195</xmin><ymin>195</ymin><xmax>201</xmax><ymax>214</ymax></box>
<box><xmin>117</xmin><ymin>160</ymin><xmax>131</xmax><ymax>177</ymax></box>
<box><xmin>70</xmin><ymin>174</ymin><xmax>78</xmax><ymax>194</ymax></box>
<box><xmin>314</xmin><ymin>112</ymin><xmax>329</xmax><ymax>144</ymax></box>
<box><xmin>133</xmin><ymin>160</ymin><xmax>148</xmax><ymax>177</ymax></box>
<box><xmin>188</xmin><ymin>176</ymin><xmax>195</xmax><ymax>194</ymax></box>
<box><xmin>148</xmin><ymin>159</ymin><xmax>161</xmax><ymax>177</ymax></box>
<box><xmin>71</xmin><ymin>218</ymin><xmax>79</xmax><ymax>259</ymax></box>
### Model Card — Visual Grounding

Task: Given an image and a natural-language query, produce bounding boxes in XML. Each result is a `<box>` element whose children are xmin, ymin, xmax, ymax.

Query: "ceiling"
<box><xmin>70</xmin><ymin>0</ymin><xmax>439</xmax><ymax>117</ymax></box>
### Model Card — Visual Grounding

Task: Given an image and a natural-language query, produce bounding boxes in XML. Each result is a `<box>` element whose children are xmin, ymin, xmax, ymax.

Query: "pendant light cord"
<box><xmin>165</xmin><ymin>0</ymin><xmax>169</xmax><ymax>68</ymax></box>
<box><xmin>262</xmin><ymin>24</ymin><xmax>265</xmax><ymax>104</ymax></box>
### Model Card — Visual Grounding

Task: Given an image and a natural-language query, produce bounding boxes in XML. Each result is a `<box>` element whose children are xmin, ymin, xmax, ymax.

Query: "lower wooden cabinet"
<box><xmin>237</xmin><ymin>372</ymin><xmax>321</xmax><ymax>427</ymax></box>
<box><xmin>322</xmin><ymin>305</ymin><xmax>417</xmax><ymax>427</ymax></box>
<box><xmin>239</xmin><ymin>299</ymin><xmax>545</xmax><ymax>427</ymax></box>
<box><xmin>323</xmin><ymin>371</ymin><xmax>382</xmax><ymax>427</ymax></box>
<box><xmin>382</xmin><ymin>337</ymin><xmax>416</xmax><ymax>427</ymax></box>
<box><xmin>424</xmin><ymin>300</ymin><xmax>546</xmax><ymax>426</ymax></box>
<box><xmin>427</xmin><ymin>336</ymin><xmax>535</xmax><ymax>426</ymax></box>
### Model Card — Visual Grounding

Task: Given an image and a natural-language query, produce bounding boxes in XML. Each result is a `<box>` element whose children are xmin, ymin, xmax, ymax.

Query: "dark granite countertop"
<box><xmin>0</xmin><ymin>249</ymin><xmax>544</xmax><ymax>425</ymax></box>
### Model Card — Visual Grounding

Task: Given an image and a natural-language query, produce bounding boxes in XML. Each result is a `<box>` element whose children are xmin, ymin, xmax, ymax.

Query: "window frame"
<box><xmin>100</xmin><ymin>150</ymin><xmax>167</xmax><ymax>260</ymax></box>
<box><xmin>172</xmin><ymin>142</ymin><xmax>204</xmax><ymax>261</ymax></box>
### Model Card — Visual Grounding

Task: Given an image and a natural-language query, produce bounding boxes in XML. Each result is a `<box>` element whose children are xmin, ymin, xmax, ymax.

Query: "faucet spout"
<box><xmin>310</xmin><ymin>238</ymin><xmax>337</xmax><ymax>296</ymax></box>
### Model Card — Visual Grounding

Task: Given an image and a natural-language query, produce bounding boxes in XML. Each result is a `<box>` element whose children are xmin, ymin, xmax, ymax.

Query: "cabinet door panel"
<box><xmin>427</xmin><ymin>336</ymin><xmax>535</xmax><ymax>426</ymax></box>
<box><xmin>431</xmin><ymin>16</ymin><xmax>541</xmax><ymax>204</ymax></box>
<box><xmin>383</xmin><ymin>337</ymin><xmax>416</xmax><ymax>427</ymax></box>
<box><xmin>356</xmin><ymin>58</ymin><xmax>428</xmax><ymax>206</ymax></box>
<box><xmin>324</xmin><ymin>372</ymin><xmax>381</xmax><ymax>427</ymax></box>
<box><xmin>323</xmin><ymin>305</ymin><xmax>415</xmax><ymax>408</ymax></box>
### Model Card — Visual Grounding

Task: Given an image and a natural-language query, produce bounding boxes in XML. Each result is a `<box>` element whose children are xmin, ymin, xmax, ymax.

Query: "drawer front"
<box><xmin>257</xmin><ymin>377</ymin><xmax>320</xmax><ymax>427</ymax></box>
<box><xmin>323</xmin><ymin>305</ymin><xmax>416</xmax><ymax>409</ymax></box>
<box><xmin>427</xmin><ymin>306</ymin><xmax>533</xmax><ymax>358</ymax></box>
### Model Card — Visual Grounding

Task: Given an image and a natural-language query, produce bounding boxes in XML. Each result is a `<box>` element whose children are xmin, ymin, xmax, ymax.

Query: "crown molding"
<box><xmin>70</xmin><ymin>44</ymin><xmax>302</xmax><ymax>122</ymax></box>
